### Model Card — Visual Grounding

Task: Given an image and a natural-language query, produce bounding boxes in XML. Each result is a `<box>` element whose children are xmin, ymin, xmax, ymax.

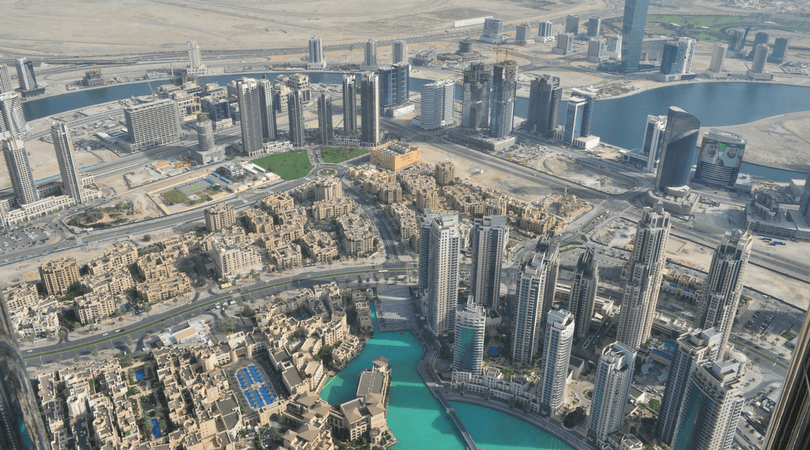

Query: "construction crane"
<box><xmin>146</xmin><ymin>80</ymin><xmax>156</xmax><ymax>99</ymax></box>
<box><xmin>494</xmin><ymin>45</ymin><xmax>510</xmax><ymax>62</ymax></box>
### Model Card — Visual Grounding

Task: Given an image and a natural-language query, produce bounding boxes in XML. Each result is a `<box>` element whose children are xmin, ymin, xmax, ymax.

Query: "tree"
<box><xmin>220</xmin><ymin>317</ymin><xmax>234</xmax><ymax>334</ymax></box>
<box><xmin>58</xmin><ymin>329</ymin><xmax>66</xmax><ymax>339</ymax></box>
<box><xmin>126</xmin><ymin>336</ymin><xmax>134</xmax><ymax>346</ymax></box>
<box><xmin>143</xmin><ymin>234</ymin><xmax>152</xmax><ymax>242</ymax></box>
<box><xmin>74</xmin><ymin>355</ymin><xmax>80</xmax><ymax>363</ymax></box>
<box><xmin>92</xmin><ymin>345</ymin><xmax>99</xmax><ymax>358</ymax></box>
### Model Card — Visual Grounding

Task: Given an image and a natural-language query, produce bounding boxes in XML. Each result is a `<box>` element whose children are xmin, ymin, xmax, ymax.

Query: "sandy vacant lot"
<box><xmin>716</xmin><ymin>112</ymin><xmax>810</xmax><ymax>172</ymax></box>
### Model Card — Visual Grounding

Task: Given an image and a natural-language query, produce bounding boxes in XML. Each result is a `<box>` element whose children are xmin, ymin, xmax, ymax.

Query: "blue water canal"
<box><xmin>22</xmin><ymin>74</ymin><xmax>810</xmax><ymax>182</ymax></box>
<box><xmin>319</xmin><ymin>304</ymin><xmax>573</xmax><ymax>450</ymax></box>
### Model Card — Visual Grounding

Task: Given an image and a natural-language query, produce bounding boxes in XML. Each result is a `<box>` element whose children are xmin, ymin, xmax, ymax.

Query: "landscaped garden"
<box><xmin>252</xmin><ymin>151</ymin><xmax>314</xmax><ymax>180</ymax></box>
<box><xmin>321</xmin><ymin>147</ymin><xmax>368</xmax><ymax>164</ymax></box>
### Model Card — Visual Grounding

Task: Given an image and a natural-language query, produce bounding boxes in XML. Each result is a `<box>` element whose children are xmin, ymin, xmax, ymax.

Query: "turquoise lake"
<box><xmin>319</xmin><ymin>304</ymin><xmax>574</xmax><ymax>450</ymax></box>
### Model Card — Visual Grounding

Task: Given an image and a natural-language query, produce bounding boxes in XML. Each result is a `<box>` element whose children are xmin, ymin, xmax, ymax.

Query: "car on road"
<box><xmin>103</xmin><ymin>333</ymin><xmax>109</xmax><ymax>336</ymax></box>
<box><xmin>115</xmin><ymin>329</ymin><xmax>123</xmax><ymax>333</ymax></box>
<box><xmin>26</xmin><ymin>350</ymin><xmax>32</xmax><ymax>353</ymax></box>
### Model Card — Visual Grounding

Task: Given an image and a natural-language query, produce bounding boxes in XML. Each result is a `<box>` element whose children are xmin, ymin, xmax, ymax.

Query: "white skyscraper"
<box><xmin>187</xmin><ymin>40</ymin><xmax>203</xmax><ymax>69</ymax></box>
<box><xmin>656</xmin><ymin>328</ymin><xmax>722</xmax><ymax>446</ymax></box>
<box><xmin>453</xmin><ymin>299</ymin><xmax>486</xmax><ymax>374</ymax></box>
<box><xmin>538</xmin><ymin>308</ymin><xmax>575</xmax><ymax>414</ymax></box>
<box><xmin>588</xmin><ymin>341</ymin><xmax>636</xmax><ymax>444</ymax></box>
<box><xmin>470</xmin><ymin>216</ymin><xmax>509</xmax><ymax>310</ymax></box>
<box><xmin>0</xmin><ymin>64</ymin><xmax>13</xmax><ymax>94</ymax></box>
<box><xmin>709</xmin><ymin>43</ymin><xmax>728</xmax><ymax>73</ymax></box>
<box><xmin>640</xmin><ymin>114</ymin><xmax>667</xmax><ymax>173</ymax></box>
<box><xmin>364</xmin><ymin>39</ymin><xmax>377</xmax><ymax>69</ymax></box>
<box><xmin>511</xmin><ymin>232</ymin><xmax>559</xmax><ymax>365</ymax></box>
<box><xmin>422</xmin><ymin>213</ymin><xmax>460</xmax><ymax>335</ymax></box>
<box><xmin>696</xmin><ymin>230</ymin><xmax>753</xmax><ymax>352</ymax></box>
<box><xmin>15</xmin><ymin>58</ymin><xmax>38</xmax><ymax>92</ymax></box>
<box><xmin>308</xmin><ymin>36</ymin><xmax>326</xmax><ymax>69</ymax></box>
<box><xmin>671</xmin><ymin>359</ymin><xmax>745</xmax><ymax>450</ymax></box>
<box><xmin>419</xmin><ymin>79</ymin><xmax>454</xmax><ymax>130</ymax></box>
<box><xmin>51</xmin><ymin>122</ymin><xmax>83</xmax><ymax>204</ymax></box>
<box><xmin>617</xmin><ymin>204</ymin><xmax>670</xmax><ymax>350</ymax></box>
<box><xmin>123</xmin><ymin>99</ymin><xmax>182</xmax><ymax>151</ymax></box>
<box><xmin>237</xmin><ymin>78</ymin><xmax>264</xmax><ymax>155</ymax></box>
<box><xmin>0</xmin><ymin>91</ymin><xmax>28</xmax><ymax>136</ymax></box>
<box><xmin>2</xmin><ymin>137</ymin><xmax>38</xmax><ymax>205</ymax></box>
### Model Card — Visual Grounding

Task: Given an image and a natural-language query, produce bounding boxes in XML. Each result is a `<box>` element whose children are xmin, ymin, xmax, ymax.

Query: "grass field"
<box><xmin>252</xmin><ymin>151</ymin><xmax>314</xmax><ymax>180</ymax></box>
<box><xmin>643</xmin><ymin>14</ymin><xmax>810</xmax><ymax>43</ymax></box>
<box><xmin>161</xmin><ymin>188</ymin><xmax>211</xmax><ymax>207</ymax></box>
<box><xmin>321</xmin><ymin>147</ymin><xmax>368</xmax><ymax>164</ymax></box>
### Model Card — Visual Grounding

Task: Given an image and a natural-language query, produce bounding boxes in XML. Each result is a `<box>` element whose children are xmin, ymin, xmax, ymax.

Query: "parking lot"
<box><xmin>1</xmin><ymin>223</ymin><xmax>62</xmax><ymax>259</ymax></box>
<box><xmin>744</xmin><ymin>309</ymin><xmax>804</xmax><ymax>338</ymax></box>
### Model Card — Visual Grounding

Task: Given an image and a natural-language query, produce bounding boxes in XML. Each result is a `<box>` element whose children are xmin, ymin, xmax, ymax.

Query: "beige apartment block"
<box><xmin>243</xmin><ymin>209</ymin><xmax>275</xmax><ymax>234</ymax></box>
<box><xmin>211</xmin><ymin>242</ymin><xmax>263</xmax><ymax>280</ymax></box>
<box><xmin>268</xmin><ymin>241</ymin><xmax>303</xmax><ymax>270</ymax></box>
<box><xmin>204</xmin><ymin>202</ymin><xmax>237</xmax><ymax>233</ymax></box>
<box><xmin>74</xmin><ymin>291</ymin><xmax>117</xmax><ymax>325</ymax></box>
<box><xmin>416</xmin><ymin>187</ymin><xmax>440</xmax><ymax>213</ymax></box>
<box><xmin>311</xmin><ymin>197</ymin><xmax>354</xmax><ymax>221</ymax></box>
<box><xmin>136</xmin><ymin>253</ymin><xmax>176</xmax><ymax>281</ymax></box>
<box><xmin>390</xmin><ymin>203</ymin><xmax>419</xmax><ymax>249</ymax></box>
<box><xmin>261</xmin><ymin>192</ymin><xmax>295</xmax><ymax>215</ymax></box>
<box><xmin>86</xmin><ymin>242</ymin><xmax>139</xmax><ymax>276</ymax></box>
<box><xmin>301</xmin><ymin>230</ymin><xmax>339</xmax><ymax>263</ymax></box>
<box><xmin>138</xmin><ymin>274</ymin><xmax>191</xmax><ymax>303</ymax></box>
<box><xmin>39</xmin><ymin>257</ymin><xmax>81</xmax><ymax>296</ymax></box>
<box><xmin>336</xmin><ymin>214</ymin><xmax>376</xmax><ymax>257</ymax></box>
<box><xmin>434</xmin><ymin>161</ymin><xmax>456</xmax><ymax>186</ymax></box>
<box><xmin>1</xmin><ymin>282</ymin><xmax>39</xmax><ymax>314</ymax></box>
<box><xmin>81</xmin><ymin>266</ymin><xmax>135</xmax><ymax>296</ymax></box>
<box><xmin>293</xmin><ymin>176</ymin><xmax>344</xmax><ymax>203</ymax></box>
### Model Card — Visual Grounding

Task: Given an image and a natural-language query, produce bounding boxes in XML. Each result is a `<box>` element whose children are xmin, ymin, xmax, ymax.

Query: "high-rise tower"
<box><xmin>364</xmin><ymin>40</ymin><xmax>377</xmax><ymax>69</ymax></box>
<box><xmin>15</xmin><ymin>58</ymin><xmax>39</xmax><ymax>92</ymax></box>
<box><xmin>187</xmin><ymin>40</ymin><xmax>203</xmax><ymax>70</ymax></box>
<box><xmin>617</xmin><ymin>204</ymin><xmax>670</xmax><ymax>349</ymax></box>
<box><xmin>0</xmin><ymin>295</ymin><xmax>52</xmax><ymax>450</ymax></box>
<box><xmin>2</xmin><ymin>137</ymin><xmax>38</xmax><ymax>205</ymax></box>
<box><xmin>569</xmin><ymin>247</ymin><xmax>599</xmax><ymax>339</ymax></box>
<box><xmin>511</xmin><ymin>232</ymin><xmax>559</xmax><ymax>365</ymax></box>
<box><xmin>587</xmin><ymin>17</ymin><xmax>602</xmax><ymax>37</ymax></box>
<box><xmin>771</xmin><ymin>37</ymin><xmax>790</xmax><ymax>64</ymax></box>
<box><xmin>51</xmin><ymin>122</ymin><xmax>83</xmax><ymax>204</ymax></box>
<box><xmin>0</xmin><ymin>65</ymin><xmax>13</xmax><ymax>94</ymax></box>
<box><xmin>196</xmin><ymin>114</ymin><xmax>215</xmax><ymax>153</ymax></box>
<box><xmin>656</xmin><ymin>328</ymin><xmax>722</xmax><ymax>445</ymax></box>
<box><xmin>588</xmin><ymin>342</ymin><xmax>636</xmax><ymax>444</ymax></box>
<box><xmin>378</xmin><ymin>64</ymin><xmax>409</xmax><ymax>114</ymax></box>
<box><xmin>419</xmin><ymin>79</ymin><xmax>454</xmax><ymax>131</ymax></box>
<box><xmin>287</xmin><ymin>90</ymin><xmax>305</xmax><ymax>148</ymax></box>
<box><xmin>620</xmin><ymin>0</ymin><xmax>650</xmax><ymax>73</ymax></box>
<box><xmin>0</xmin><ymin>91</ymin><xmax>27</xmax><ymax>136</ymax></box>
<box><xmin>470</xmin><ymin>216</ymin><xmax>509</xmax><ymax>310</ymax></box>
<box><xmin>565</xmin><ymin>15</ymin><xmax>580</xmax><ymax>34</ymax></box>
<box><xmin>423</xmin><ymin>213</ymin><xmax>460</xmax><ymax>335</ymax></box>
<box><xmin>696</xmin><ymin>230</ymin><xmax>753</xmax><ymax>352</ymax></box>
<box><xmin>308</xmin><ymin>36</ymin><xmax>325</xmax><ymax>68</ymax></box>
<box><xmin>237</xmin><ymin>78</ymin><xmax>264</xmax><ymax>155</ymax></box>
<box><xmin>257</xmin><ymin>77</ymin><xmax>277</xmax><ymax>142</ymax></box>
<box><xmin>360</xmin><ymin>72</ymin><xmax>380</xmax><ymax>145</ymax></box>
<box><xmin>461</xmin><ymin>63</ymin><xmax>492</xmax><ymax>130</ymax></box>
<box><xmin>527</xmin><ymin>74</ymin><xmax>562</xmax><ymax>136</ymax></box>
<box><xmin>342</xmin><ymin>75</ymin><xmax>358</xmax><ymax>135</ymax></box>
<box><xmin>762</xmin><ymin>306</ymin><xmax>810</xmax><ymax>449</ymax></box>
<box><xmin>490</xmin><ymin>60</ymin><xmax>518</xmax><ymax>138</ymax></box>
<box><xmin>751</xmin><ymin>44</ymin><xmax>769</xmax><ymax>73</ymax></box>
<box><xmin>317</xmin><ymin>93</ymin><xmax>333</xmax><ymax>146</ymax></box>
<box><xmin>655</xmin><ymin>107</ymin><xmax>700</xmax><ymax>192</ymax></box>
<box><xmin>709</xmin><ymin>43</ymin><xmax>728</xmax><ymax>73</ymax></box>
<box><xmin>392</xmin><ymin>40</ymin><xmax>408</xmax><ymax>65</ymax></box>
<box><xmin>671</xmin><ymin>359</ymin><xmax>745</xmax><ymax>450</ymax></box>
<box><xmin>538</xmin><ymin>308</ymin><xmax>575</xmax><ymax>414</ymax></box>
<box><xmin>641</xmin><ymin>114</ymin><xmax>667</xmax><ymax>173</ymax></box>
<box><xmin>453</xmin><ymin>299</ymin><xmax>486</xmax><ymax>374</ymax></box>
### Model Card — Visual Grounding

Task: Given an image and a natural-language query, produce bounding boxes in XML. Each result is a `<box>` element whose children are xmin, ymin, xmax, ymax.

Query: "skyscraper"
<box><xmin>800</xmin><ymin>171</ymin><xmax>810</xmax><ymax>224</ymax></box>
<box><xmin>749</xmin><ymin>31</ymin><xmax>769</xmax><ymax>58</ymax></box>
<box><xmin>569</xmin><ymin>247</ymin><xmax>599</xmax><ymax>339</ymax></box>
<box><xmin>587</xmin><ymin>17</ymin><xmax>602</xmax><ymax>37</ymax></box>
<box><xmin>573</xmin><ymin>88</ymin><xmax>596</xmax><ymax>138</ymax></box>
<box><xmin>526</xmin><ymin>74</ymin><xmax>562</xmax><ymax>136</ymax></box>
<box><xmin>364</xmin><ymin>39</ymin><xmax>377</xmax><ymax>69</ymax></box>
<box><xmin>641</xmin><ymin>114</ymin><xmax>667</xmax><ymax>173</ymax></box>
<box><xmin>660</xmin><ymin>42</ymin><xmax>680</xmax><ymax>75</ymax></box>
<box><xmin>342</xmin><ymin>75</ymin><xmax>358</xmax><ymax>135</ymax></box>
<box><xmin>317</xmin><ymin>93</ymin><xmax>333</xmax><ymax>146</ymax></box>
<box><xmin>424</xmin><ymin>213</ymin><xmax>460</xmax><ymax>335</ymax></box>
<box><xmin>453</xmin><ymin>299</ymin><xmax>486</xmax><ymax>374</ymax></box>
<box><xmin>538</xmin><ymin>308</ymin><xmax>575</xmax><ymax>414</ymax></box>
<box><xmin>51</xmin><ymin>122</ymin><xmax>83</xmax><ymax>204</ymax></box>
<box><xmin>0</xmin><ymin>65</ymin><xmax>13</xmax><ymax>94</ymax></box>
<box><xmin>511</xmin><ymin>232</ymin><xmax>559</xmax><ymax>365</ymax></box>
<box><xmin>489</xmin><ymin>60</ymin><xmax>518</xmax><ymax>138</ymax></box>
<box><xmin>655</xmin><ymin>107</ymin><xmax>700</xmax><ymax>193</ymax></box>
<box><xmin>564</xmin><ymin>96</ymin><xmax>587</xmax><ymax>145</ymax></box>
<box><xmin>123</xmin><ymin>99</ymin><xmax>182</xmax><ymax>152</ymax></box>
<box><xmin>694</xmin><ymin>129</ymin><xmax>746</xmax><ymax>187</ymax></box>
<box><xmin>771</xmin><ymin>37</ymin><xmax>790</xmax><ymax>64</ymax></box>
<box><xmin>538</xmin><ymin>21</ymin><xmax>553</xmax><ymax>39</ymax></box>
<box><xmin>378</xmin><ymin>63</ymin><xmax>409</xmax><ymax>114</ymax></box>
<box><xmin>392</xmin><ymin>40</ymin><xmax>408</xmax><ymax>65</ymax></box>
<box><xmin>419</xmin><ymin>79</ymin><xmax>454</xmax><ymax>131</ymax></box>
<box><xmin>728</xmin><ymin>28</ymin><xmax>746</xmax><ymax>52</ymax></box>
<box><xmin>696</xmin><ymin>230</ymin><xmax>752</xmax><ymax>352</ymax></box>
<box><xmin>360</xmin><ymin>72</ymin><xmax>380</xmax><ymax>145</ymax></box>
<box><xmin>237</xmin><ymin>78</ymin><xmax>264</xmax><ymax>155</ymax></box>
<box><xmin>418</xmin><ymin>211</ymin><xmax>438</xmax><ymax>292</ymax></box>
<box><xmin>588</xmin><ymin>342</ymin><xmax>636</xmax><ymax>444</ymax></box>
<box><xmin>196</xmin><ymin>114</ymin><xmax>215</xmax><ymax>152</ymax></box>
<box><xmin>287</xmin><ymin>90</ymin><xmax>305</xmax><ymax>148</ymax></box>
<box><xmin>0</xmin><ymin>294</ymin><xmax>52</xmax><ymax>450</ymax></box>
<box><xmin>620</xmin><ymin>0</ymin><xmax>650</xmax><ymax>73</ymax></box>
<box><xmin>308</xmin><ymin>36</ymin><xmax>325</xmax><ymax>68</ymax></box>
<box><xmin>762</xmin><ymin>306</ymin><xmax>810</xmax><ymax>449</ymax></box>
<box><xmin>0</xmin><ymin>91</ymin><xmax>27</xmax><ymax>136</ymax></box>
<box><xmin>2</xmin><ymin>137</ymin><xmax>38</xmax><ymax>205</ymax></box>
<box><xmin>565</xmin><ymin>15</ymin><xmax>580</xmax><ymax>34</ymax></box>
<box><xmin>483</xmin><ymin>18</ymin><xmax>504</xmax><ymax>43</ymax></box>
<box><xmin>616</xmin><ymin>204</ymin><xmax>670</xmax><ymax>350</ymax></box>
<box><xmin>751</xmin><ymin>44</ymin><xmax>769</xmax><ymax>73</ymax></box>
<box><xmin>709</xmin><ymin>43</ymin><xmax>728</xmax><ymax>73</ymax></box>
<box><xmin>671</xmin><ymin>359</ymin><xmax>745</xmax><ymax>450</ymax></box>
<box><xmin>187</xmin><ymin>39</ymin><xmax>203</xmax><ymax>69</ymax></box>
<box><xmin>470</xmin><ymin>216</ymin><xmax>509</xmax><ymax>310</ymax></box>
<box><xmin>587</xmin><ymin>38</ymin><xmax>607</xmax><ymax>63</ymax></box>
<box><xmin>656</xmin><ymin>328</ymin><xmax>722</xmax><ymax>446</ymax></box>
<box><xmin>257</xmin><ymin>77</ymin><xmax>277</xmax><ymax>142</ymax></box>
<box><xmin>461</xmin><ymin>63</ymin><xmax>492</xmax><ymax>130</ymax></box>
<box><xmin>15</xmin><ymin>58</ymin><xmax>38</xmax><ymax>92</ymax></box>
<box><xmin>660</xmin><ymin>38</ymin><xmax>695</xmax><ymax>75</ymax></box>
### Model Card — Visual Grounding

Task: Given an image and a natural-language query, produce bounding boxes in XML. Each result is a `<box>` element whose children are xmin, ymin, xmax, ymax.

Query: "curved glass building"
<box><xmin>0</xmin><ymin>299</ymin><xmax>51</xmax><ymax>450</ymax></box>
<box><xmin>655</xmin><ymin>107</ymin><xmax>701</xmax><ymax>192</ymax></box>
